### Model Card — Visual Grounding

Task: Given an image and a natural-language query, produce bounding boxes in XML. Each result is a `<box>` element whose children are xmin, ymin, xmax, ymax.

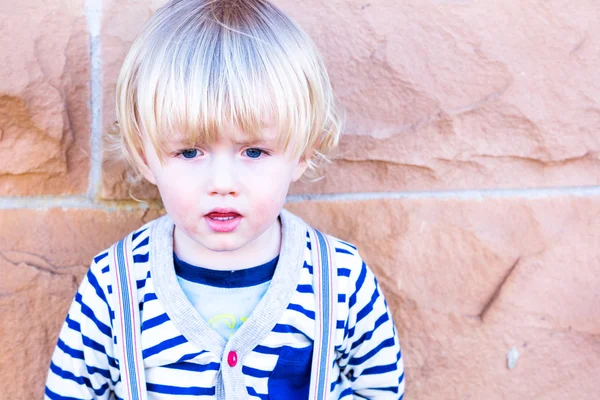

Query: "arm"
<box><xmin>339</xmin><ymin>261</ymin><xmax>405</xmax><ymax>399</ymax></box>
<box><xmin>45</xmin><ymin>264</ymin><xmax>116</xmax><ymax>399</ymax></box>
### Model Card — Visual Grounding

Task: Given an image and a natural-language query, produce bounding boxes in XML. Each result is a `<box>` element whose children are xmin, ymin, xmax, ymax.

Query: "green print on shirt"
<box><xmin>207</xmin><ymin>314</ymin><xmax>249</xmax><ymax>338</ymax></box>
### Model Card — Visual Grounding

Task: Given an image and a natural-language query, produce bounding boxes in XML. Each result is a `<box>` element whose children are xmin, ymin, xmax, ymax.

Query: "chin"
<box><xmin>202</xmin><ymin>238</ymin><xmax>247</xmax><ymax>252</ymax></box>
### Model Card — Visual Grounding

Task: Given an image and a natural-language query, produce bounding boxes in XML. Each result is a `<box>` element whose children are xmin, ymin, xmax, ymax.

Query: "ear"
<box><xmin>136</xmin><ymin>138</ymin><xmax>159</xmax><ymax>185</ymax></box>
<box><xmin>138</xmin><ymin>159</ymin><xmax>157</xmax><ymax>185</ymax></box>
<box><xmin>291</xmin><ymin>157</ymin><xmax>309</xmax><ymax>182</ymax></box>
<box><xmin>134</xmin><ymin>147</ymin><xmax>157</xmax><ymax>185</ymax></box>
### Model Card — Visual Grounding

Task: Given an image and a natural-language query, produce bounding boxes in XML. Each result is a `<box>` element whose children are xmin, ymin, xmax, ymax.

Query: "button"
<box><xmin>227</xmin><ymin>350</ymin><xmax>238</xmax><ymax>367</ymax></box>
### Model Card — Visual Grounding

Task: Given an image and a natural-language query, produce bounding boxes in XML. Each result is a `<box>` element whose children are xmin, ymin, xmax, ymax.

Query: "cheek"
<box><xmin>254</xmin><ymin>196</ymin><xmax>283</xmax><ymax>217</ymax></box>
<box><xmin>247</xmin><ymin>177</ymin><xmax>290</xmax><ymax>224</ymax></box>
<box><xmin>162</xmin><ymin>190</ymin><xmax>203</xmax><ymax>236</ymax></box>
<box><xmin>156</xmin><ymin>179</ymin><xmax>197</xmax><ymax>221</ymax></box>
<box><xmin>250</xmin><ymin>166</ymin><xmax>295</xmax><ymax>195</ymax></box>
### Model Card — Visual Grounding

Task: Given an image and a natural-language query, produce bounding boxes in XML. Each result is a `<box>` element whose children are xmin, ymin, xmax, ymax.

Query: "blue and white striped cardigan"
<box><xmin>45</xmin><ymin>209</ymin><xmax>405</xmax><ymax>399</ymax></box>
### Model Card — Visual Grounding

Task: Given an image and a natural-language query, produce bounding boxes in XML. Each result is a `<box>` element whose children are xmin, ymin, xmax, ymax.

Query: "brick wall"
<box><xmin>1</xmin><ymin>0</ymin><xmax>599</xmax><ymax>398</ymax></box>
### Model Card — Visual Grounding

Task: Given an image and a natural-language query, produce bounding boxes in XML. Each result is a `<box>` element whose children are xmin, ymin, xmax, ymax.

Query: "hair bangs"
<box><xmin>116</xmin><ymin>0</ymin><xmax>343</xmax><ymax>180</ymax></box>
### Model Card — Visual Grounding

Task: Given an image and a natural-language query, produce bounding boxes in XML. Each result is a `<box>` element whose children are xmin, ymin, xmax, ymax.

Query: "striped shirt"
<box><xmin>45</xmin><ymin>209</ymin><xmax>405</xmax><ymax>399</ymax></box>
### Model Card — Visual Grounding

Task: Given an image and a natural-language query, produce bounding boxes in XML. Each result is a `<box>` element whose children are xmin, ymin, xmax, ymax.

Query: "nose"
<box><xmin>207</xmin><ymin>154</ymin><xmax>239</xmax><ymax>197</ymax></box>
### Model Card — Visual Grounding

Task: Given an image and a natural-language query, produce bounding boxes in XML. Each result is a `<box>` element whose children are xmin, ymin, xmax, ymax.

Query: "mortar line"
<box><xmin>286</xmin><ymin>186</ymin><xmax>600</xmax><ymax>202</ymax></box>
<box><xmin>85</xmin><ymin>0</ymin><xmax>103</xmax><ymax>199</ymax></box>
<box><xmin>0</xmin><ymin>196</ymin><xmax>154</xmax><ymax>211</ymax></box>
<box><xmin>1</xmin><ymin>186</ymin><xmax>600</xmax><ymax>210</ymax></box>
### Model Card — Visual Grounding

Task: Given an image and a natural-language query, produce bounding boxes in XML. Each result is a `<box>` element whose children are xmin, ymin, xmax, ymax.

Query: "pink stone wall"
<box><xmin>1</xmin><ymin>0</ymin><xmax>599</xmax><ymax>398</ymax></box>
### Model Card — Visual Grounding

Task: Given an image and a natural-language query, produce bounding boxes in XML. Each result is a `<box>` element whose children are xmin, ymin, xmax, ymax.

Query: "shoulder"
<box><xmin>320</xmin><ymin>233</ymin><xmax>368</xmax><ymax>290</ymax></box>
<box><xmin>282</xmin><ymin>208</ymin><xmax>366</xmax><ymax>279</ymax></box>
<box><xmin>85</xmin><ymin>215</ymin><xmax>170</xmax><ymax>294</ymax></box>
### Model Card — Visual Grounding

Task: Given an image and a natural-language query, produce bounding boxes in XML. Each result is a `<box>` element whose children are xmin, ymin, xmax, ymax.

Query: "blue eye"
<box><xmin>180</xmin><ymin>149</ymin><xmax>198</xmax><ymax>159</ymax></box>
<box><xmin>245</xmin><ymin>148</ymin><xmax>263</xmax><ymax>159</ymax></box>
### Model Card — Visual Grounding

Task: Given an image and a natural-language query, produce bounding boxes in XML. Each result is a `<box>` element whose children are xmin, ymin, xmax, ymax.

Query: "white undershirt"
<box><xmin>174</xmin><ymin>253</ymin><xmax>279</xmax><ymax>339</ymax></box>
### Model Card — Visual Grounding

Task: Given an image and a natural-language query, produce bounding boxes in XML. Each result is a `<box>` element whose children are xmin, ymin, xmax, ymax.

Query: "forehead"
<box><xmin>164</xmin><ymin>120</ymin><xmax>283</xmax><ymax>147</ymax></box>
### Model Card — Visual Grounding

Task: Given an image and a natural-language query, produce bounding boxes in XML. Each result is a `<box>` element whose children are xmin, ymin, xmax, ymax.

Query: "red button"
<box><xmin>227</xmin><ymin>350</ymin><xmax>238</xmax><ymax>367</ymax></box>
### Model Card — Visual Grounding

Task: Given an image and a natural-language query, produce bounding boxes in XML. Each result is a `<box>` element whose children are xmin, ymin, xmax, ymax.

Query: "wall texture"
<box><xmin>1</xmin><ymin>0</ymin><xmax>599</xmax><ymax>399</ymax></box>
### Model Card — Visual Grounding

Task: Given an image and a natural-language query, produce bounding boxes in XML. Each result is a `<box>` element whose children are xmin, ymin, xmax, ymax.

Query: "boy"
<box><xmin>45</xmin><ymin>0</ymin><xmax>405</xmax><ymax>398</ymax></box>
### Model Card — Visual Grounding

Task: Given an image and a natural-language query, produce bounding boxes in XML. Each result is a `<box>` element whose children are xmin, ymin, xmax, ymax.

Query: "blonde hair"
<box><xmin>114</xmin><ymin>0</ymin><xmax>343</xmax><ymax>182</ymax></box>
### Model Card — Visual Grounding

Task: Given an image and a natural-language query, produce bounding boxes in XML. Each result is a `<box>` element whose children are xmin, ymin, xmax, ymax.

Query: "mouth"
<box><xmin>205</xmin><ymin>209</ymin><xmax>242</xmax><ymax>232</ymax></box>
<box><xmin>207</xmin><ymin>213</ymin><xmax>239</xmax><ymax>221</ymax></box>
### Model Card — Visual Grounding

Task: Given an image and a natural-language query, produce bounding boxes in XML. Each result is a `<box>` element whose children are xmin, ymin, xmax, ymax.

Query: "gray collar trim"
<box><xmin>149</xmin><ymin>209</ymin><xmax>308</xmax><ymax>357</ymax></box>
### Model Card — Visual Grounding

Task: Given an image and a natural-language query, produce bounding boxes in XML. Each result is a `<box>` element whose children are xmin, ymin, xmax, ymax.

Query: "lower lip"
<box><xmin>204</xmin><ymin>215</ymin><xmax>242</xmax><ymax>233</ymax></box>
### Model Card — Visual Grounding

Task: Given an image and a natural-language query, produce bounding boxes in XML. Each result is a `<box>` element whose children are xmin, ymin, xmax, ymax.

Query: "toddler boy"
<box><xmin>45</xmin><ymin>0</ymin><xmax>405</xmax><ymax>398</ymax></box>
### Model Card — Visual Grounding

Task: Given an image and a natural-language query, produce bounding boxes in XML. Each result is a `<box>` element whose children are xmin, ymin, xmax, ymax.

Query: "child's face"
<box><xmin>140</xmin><ymin>121</ymin><xmax>308</xmax><ymax>264</ymax></box>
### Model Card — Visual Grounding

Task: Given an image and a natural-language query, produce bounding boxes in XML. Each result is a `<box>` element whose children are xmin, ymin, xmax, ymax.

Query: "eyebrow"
<box><xmin>167</xmin><ymin>137</ymin><xmax>277</xmax><ymax>148</ymax></box>
<box><xmin>168</xmin><ymin>137</ymin><xmax>206</xmax><ymax>147</ymax></box>
<box><xmin>232</xmin><ymin>138</ymin><xmax>275</xmax><ymax>146</ymax></box>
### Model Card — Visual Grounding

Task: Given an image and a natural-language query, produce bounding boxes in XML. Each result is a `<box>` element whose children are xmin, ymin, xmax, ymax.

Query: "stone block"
<box><xmin>285</xmin><ymin>195</ymin><xmax>600</xmax><ymax>398</ymax></box>
<box><xmin>0</xmin><ymin>0</ymin><xmax>91</xmax><ymax>195</ymax></box>
<box><xmin>280</xmin><ymin>0</ymin><xmax>600</xmax><ymax>193</ymax></box>
<box><xmin>400</xmin><ymin>313</ymin><xmax>600</xmax><ymax>399</ymax></box>
<box><xmin>0</xmin><ymin>208</ymin><xmax>163</xmax><ymax>399</ymax></box>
